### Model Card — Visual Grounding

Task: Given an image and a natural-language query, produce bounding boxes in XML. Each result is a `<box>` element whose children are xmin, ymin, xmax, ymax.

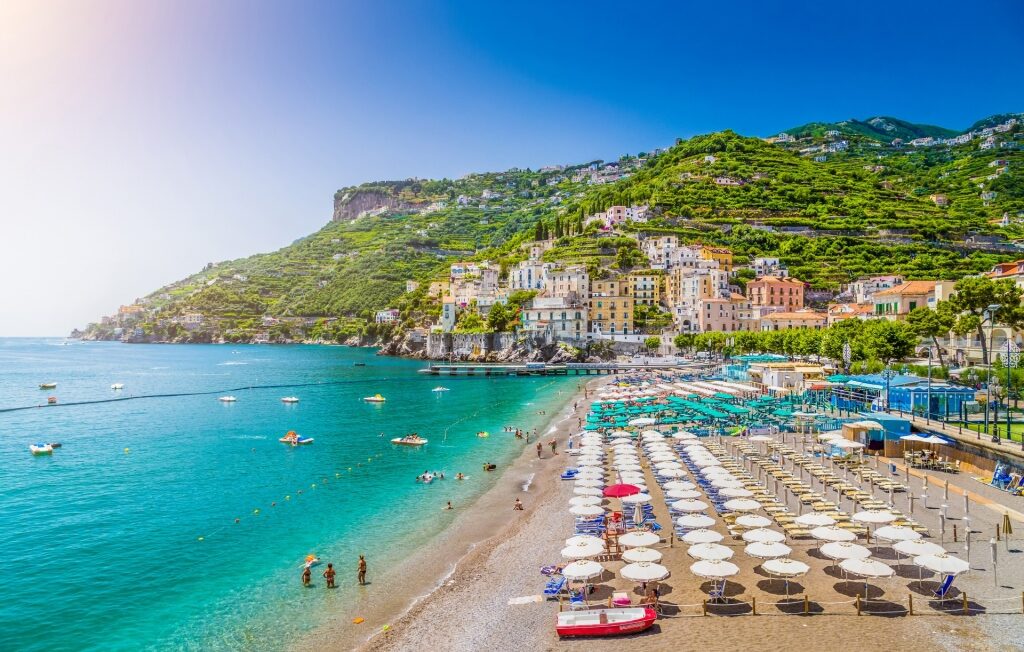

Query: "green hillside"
<box><xmin>80</xmin><ymin>114</ymin><xmax>1024</xmax><ymax>343</ymax></box>
<box><xmin>784</xmin><ymin>116</ymin><xmax>958</xmax><ymax>142</ymax></box>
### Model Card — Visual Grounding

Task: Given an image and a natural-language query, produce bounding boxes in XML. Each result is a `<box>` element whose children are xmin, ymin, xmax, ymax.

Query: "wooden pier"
<box><xmin>417</xmin><ymin>362</ymin><xmax>701</xmax><ymax>376</ymax></box>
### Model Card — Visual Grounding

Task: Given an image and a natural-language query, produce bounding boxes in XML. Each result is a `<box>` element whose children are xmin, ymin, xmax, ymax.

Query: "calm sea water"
<box><xmin>0</xmin><ymin>340</ymin><xmax>576</xmax><ymax>651</ymax></box>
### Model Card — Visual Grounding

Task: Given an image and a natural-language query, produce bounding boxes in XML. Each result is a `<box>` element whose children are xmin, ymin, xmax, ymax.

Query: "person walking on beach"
<box><xmin>357</xmin><ymin>555</ymin><xmax>367</xmax><ymax>585</ymax></box>
<box><xmin>536</xmin><ymin>442</ymin><xmax>542</xmax><ymax>458</ymax></box>
<box><xmin>513</xmin><ymin>497</ymin><xmax>524</xmax><ymax>511</ymax></box>
<box><xmin>323</xmin><ymin>563</ymin><xmax>336</xmax><ymax>589</ymax></box>
<box><xmin>549</xmin><ymin>438</ymin><xmax>558</xmax><ymax>455</ymax></box>
<box><xmin>301</xmin><ymin>566</ymin><xmax>311</xmax><ymax>587</ymax></box>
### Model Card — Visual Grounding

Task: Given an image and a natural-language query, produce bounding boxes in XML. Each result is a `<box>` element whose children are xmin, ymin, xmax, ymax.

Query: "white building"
<box><xmin>752</xmin><ymin>257</ymin><xmax>787</xmax><ymax>278</ymax></box>
<box><xmin>375</xmin><ymin>309</ymin><xmax>400</xmax><ymax>324</ymax></box>
<box><xmin>439</xmin><ymin>301</ymin><xmax>457</xmax><ymax>332</ymax></box>
<box><xmin>509</xmin><ymin>260</ymin><xmax>552</xmax><ymax>291</ymax></box>
<box><xmin>521</xmin><ymin>297</ymin><xmax>588</xmax><ymax>341</ymax></box>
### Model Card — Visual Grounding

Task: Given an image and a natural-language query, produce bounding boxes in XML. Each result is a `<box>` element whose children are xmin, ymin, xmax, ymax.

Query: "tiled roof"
<box><xmin>873</xmin><ymin>281</ymin><xmax>937</xmax><ymax>297</ymax></box>
<box><xmin>763</xmin><ymin>311</ymin><xmax>827</xmax><ymax>321</ymax></box>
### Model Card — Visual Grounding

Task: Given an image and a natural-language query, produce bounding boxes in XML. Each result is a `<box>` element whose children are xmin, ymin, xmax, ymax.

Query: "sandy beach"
<box><xmin>294</xmin><ymin>378</ymin><xmax>603</xmax><ymax>651</ymax></box>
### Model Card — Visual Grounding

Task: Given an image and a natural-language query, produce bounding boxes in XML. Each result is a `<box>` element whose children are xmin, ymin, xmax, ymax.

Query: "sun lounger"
<box><xmin>933</xmin><ymin>574</ymin><xmax>955</xmax><ymax>598</ymax></box>
<box><xmin>544</xmin><ymin>576</ymin><xmax>567</xmax><ymax>598</ymax></box>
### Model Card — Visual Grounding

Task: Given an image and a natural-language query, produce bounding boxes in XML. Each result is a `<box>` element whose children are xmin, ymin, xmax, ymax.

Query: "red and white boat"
<box><xmin>555</xmin><ymin>607</ymin><xmax>656</xmax><ymax>637</ymax></box>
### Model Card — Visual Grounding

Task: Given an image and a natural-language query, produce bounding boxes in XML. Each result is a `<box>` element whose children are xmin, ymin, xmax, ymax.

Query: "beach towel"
<box><xmin>508</xmin><ymin>595</ymin><xmax>545</xmax><ymax>605</ymax></box>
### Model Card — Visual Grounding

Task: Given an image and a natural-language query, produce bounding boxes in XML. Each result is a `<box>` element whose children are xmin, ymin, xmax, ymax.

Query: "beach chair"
<box><xmin>933</xmin><ymin>574</ymin><xmax>955</xmax><ymax>598</ymax></box>
<box><xmin>568</xmin><ymin>589</ymin><xmax>588</xmax><ymax>610</ymax></box>
<box><xmin>544</xmin><ymin>576</ymin><xmax>567</xmax><ymax>599</ymax></box>
<box><xmin>708</xmin><ymin>580</ymin><xmax>727</xmax><ymax>603</ymax></box>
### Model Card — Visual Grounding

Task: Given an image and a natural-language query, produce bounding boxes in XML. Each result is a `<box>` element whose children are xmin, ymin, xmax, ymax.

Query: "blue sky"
<box><xmin>1</xmin><ymin>0</ymin><xmax>1022</xmax><ymax>335</ymax></box>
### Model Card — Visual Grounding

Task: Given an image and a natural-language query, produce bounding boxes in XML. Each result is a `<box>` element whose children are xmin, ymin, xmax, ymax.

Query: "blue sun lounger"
<box><xmin>933</xmin><ymin>574</ymin><xmax>955</xmax><ymax>598</ymax></box>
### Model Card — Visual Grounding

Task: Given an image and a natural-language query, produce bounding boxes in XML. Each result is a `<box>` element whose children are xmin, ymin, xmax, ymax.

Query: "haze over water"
<box><xmin>0</xmin><ymin>340</ymin><xmax>575</xmax><ymax>651</ymax></box>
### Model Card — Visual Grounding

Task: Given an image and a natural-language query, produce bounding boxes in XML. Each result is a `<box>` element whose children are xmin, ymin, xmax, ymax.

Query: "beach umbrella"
<box><xmin>576</xmin><ymin>458</ymin><xmax>604</xmax><ymax>467</ymax></box>
<box><xmin>703</xmin><ymin>468</ymin><xmax>735</xmax><ymax>479</ymax></box>
<box><xmin>687</xmin><ymin>542</ymin><xmax>735</xmax><ymax>561</ymax></box>
<box><xmin>741</xmin><ymin>528</ymin><xmax>786</xmax><ymax>544</ymax></box>
<box><xmin>839</xmin><ymin>558</ymin><xmax>894</xmax><ymax>580</ymax></box>
<box><xmin>569</xmin><ymin>504</ymin><xmax>605</xmax><ymax>518</ymax></box>
<box><xmin>640</xmin><ymin>430</ymin><xmax>662</xmax><ymax>438</ymax></box>
<box><xmin>562</xmin><ymin>560</ymin><xmax>605</xmax><ymax>581</ymax></box>
<box><xmin>683</xmin><ymin>444</ymin><xmax>707</xmax><ymax>453</ymax></box>
<box><xmin>820</xmin><ymin>542</ymin><xmax>871</xmax><ymax>562</ymax></box>
<box><xmin>617</xmin><ymin>474</ymin><xmax>646</xmax><ymax>484</ymax></box>
<box><xmin>603</xmin><ymin>483</ymin><xmax>641</xmax><ymax>498</ymax></box>
<box><xmin>682</xmin><ymin>529</ymin><xmax>724</xmax><ymax>544</ymax></box>
<box><xmin>874</xmin><ymin>525</ymin><xmax>922</xmax><ymax>543</ymax></box>
<box><xmin>565</xmin><ymin>534</ymin><xmax>603</xmax><ymax>547</ymax></box>
<box><xmin>629</xmin><ymin>418</ymin><xmax>657</xmax><ymax>426</ymax></box>
<box><xmin>921</xmin><ymin>435</ymin><xmax>949</xmax><ymax>445</ymax></box>
<box><xmin>614</xmin><ymin>463</ymin><xmax>642</xmax><ymax>473</ymax></box>
<box><xmin>810</xmin><ymin>526</ymin><xmax>857</xmax><ymax>543</ymax></box>
<box><xmin>621</xmin><ymin>547</ymin><xmax>663</xmax><ymax>563</ymax></box>
<box><xmin>795</xmin><ymin>513</ymin><xmax>836</xmax><ymax>527</ymax></box>
<box><xmin>621</xmin><ymin>493</ymin><xmax>651</xmax><ymax>505</ymax></box>
<box><xmin>671</xmin><ymin>499</ymin><xmax>709</xmax><ymax>513</ymax></box>
<box><xmin>913</xmin><ymin>553</ymin><xmax>970</xmax><ymax>576</ymax></box>
<box><xmin>568</xmin><ymin>495</ymin><xmax>602</xmax><ymax>507</ymax></box>
<box><xmin>573</xmin><ymin>471</ymin><xmax>604</xmax><ymax>481</ymax></box>
<box><xmin>620</xmin><ymin>562</ymin><xmax>670</xmax><ymax>582</ymax></box>
<box><xmin>610</xmin><ymin>430</ymin><xmax>632</xmax><ymax>439</ymax></box>
<box><xmin>649</xmin><ymin>453</ymin><xmax>676</xmax><ymax>463</ymax></box>
<box><xmin>573</xmin><ymin>479</ymin><xmax>604</xmax><ymax>488</ymax></box>
<box><xmin>663</xmin><ymin>480</ymin><xmax>697</xmax><ymax>491</ymax></box>
<box><xmin>665</xmin><ymin>489</ymin><xmax>702</xmax><ymax>500</ymax></box>
<box><xmin>762</xmin><ymin>558</ymin><xmax>809</xmax><ymax>578</ymax></box>
<box><xmin>689</xmin><ymin>559</ymin><xmax>740</xmax><ymax>579</ymax></box>
<box><xmin>718</xmin><ymin>487</ymin><xmax>754</xmax><ymax>498</ymax></box>
<box><xmin>893</xmin><ymin>539</ymin><xmax>946</xmax><ymax>557</ymax></box>
<box><xmin>833</xmin><ymin>439</ymin><xmax>865</xmax><ymax>450</ymax></box>
<box><xmin>694</xmin><ymin>458</ymin><xmax>723</xmax><ymax>469</ymax></box>
<box><xmin>723</xmin><ymin>498</ymin><xmax>761</xmax><ymax>512</ymax></box>
<box><xmin>619</xmin><ymin>531</ymin><xmax>660</xmax><ymax>548</ymax></box>
<box><xmin>735</xmin><ymin>514</ymin><xmax>772</xmax><ymax>528</ymax></box>
<box><xmin>654</xmin><ymin>463</ymin><xmax>684</xmax><ymax>473</ymax></box>
<box><xmin>852</xmin><ymin>510</ymin><xmax>898</xmax><ymax>525</ymax></box>
<box><xmin>899</xmin><ymin>434</ymin><xmax>931</xmax><ymax>443</ymax></box>
<box><xmin>745</xmin><ymin>541</ymin><xmax>792</xmax><ymax>560</ymax></box>
<box><xmin>657</xmin><ymin>468</ymin><xmax>686</xmax><ymax>478</ymax></box>
<box><xmin>676</xmin><ymin>513</ymin><xmax>716</xmax><ymax>529</ymax></box>
<box><xmin>573</xmin><ymin>486</ymin><xmax>603</xmax><ymax>497</ymax></box>
<box><xmin>561</xmin><ymin>539</ymin><xmax>605</xmax><ymax>559</ymax></box>
<box><xmin>672</xmin><ymin>432</ymin><xmax>698</xmax><ymax>440</ymax></box>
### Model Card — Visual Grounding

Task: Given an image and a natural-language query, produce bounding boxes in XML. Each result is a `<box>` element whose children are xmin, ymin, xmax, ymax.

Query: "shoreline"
<box><xmin>292</xmin><ymin>376</ymin><xmax>606</xmax><ymax>651</ymax></box>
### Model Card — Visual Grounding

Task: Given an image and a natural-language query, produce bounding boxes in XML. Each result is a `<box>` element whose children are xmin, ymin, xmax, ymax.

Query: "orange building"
<box><xmin>746</xmin><ymin>276</ymin><xmax>805</xmax><ymax>310</ymax></box>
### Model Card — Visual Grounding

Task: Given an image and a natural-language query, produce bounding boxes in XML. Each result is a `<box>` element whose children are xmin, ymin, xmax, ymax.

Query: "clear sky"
<box><xmin>1</xmin><ymin>0</ymin><xmax>1022</xmax><ymax>336</ymax></box>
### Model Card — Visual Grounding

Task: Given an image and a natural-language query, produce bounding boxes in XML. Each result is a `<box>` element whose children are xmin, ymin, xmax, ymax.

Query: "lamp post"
<box><xmin>1008</xmin><ymin>339</ymin><xmax>1020</xmax><ymax>448</ymax></box>
<box><xmin>983</xmin><ymin>304</ymin><xmax>1001</xmax><ymax>444</ymax></box>
<box><xmin>926</xmin><ymin>347</ymin><xmax>933</xmax><ymax>424</ymax></box>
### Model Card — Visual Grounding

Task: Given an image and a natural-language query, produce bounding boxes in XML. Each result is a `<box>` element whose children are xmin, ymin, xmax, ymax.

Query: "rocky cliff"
<box><xmin>332</xmin><ymin>189</ymin><xmax>416</xmax><ymax>222</ymax></box>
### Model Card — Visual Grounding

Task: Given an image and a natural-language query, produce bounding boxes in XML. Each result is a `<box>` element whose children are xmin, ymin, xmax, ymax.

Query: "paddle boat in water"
<box><xmin>477</xmin><ymin>431</ymin><xmax>489</xmax><ymax>438</ymax></box>
<box><xmin>218</xmin><ymin>396</ymin><xmax>237</xmax><ymax>402</ymax></box>
<box><xmin>39</xmin><ymin>382</ymin><xmax>57</xmax><ymax>390</ymax></box>
<box><xmin>279</xmin><ymin>431</ymin><xmax>314</xmax><ymax>446</ymax></box>
<box><xmin>363</xmin><ymin>394</ymin><xmax>386</xmax><ymax>403</ymax></box>
<box><xmin>555</xmin><ymin>607</ymin><xmax>657</xmax><ymax>638</ymax></box>
<box><xmin>30</xmin><ymin>443</ymin><xmax>54</xmax><ymax>455</ymax></box>
<box><xmin>432</xmin><ymin>386</ymin><xmax>450</xmax><ymax>393</ymax></box>
<box><xmin>111</xmin><ymin>383</ymin><xmax>124</xmax><ymax>390</ymax></box>
<box><xmin>304</xmin><ymin>554</ymin><xmax>320</xmax><ymax>568</ymax></box>
<box><xmin>281</xmin><ymin>396</ymin><xmax>300</xmax><ymax>403</ymax></box>
<box><xmin>391</xmin><ymin>434</ymin><xmax>428</xmax><ymax>447</ymax></box>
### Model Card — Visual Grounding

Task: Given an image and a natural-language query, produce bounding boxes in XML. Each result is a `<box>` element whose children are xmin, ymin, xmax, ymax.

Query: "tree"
<box><xmin>486</xmin><ymin>301</ymin><xmax>516</xmax><ymax>333</ymax></box>
<box><xmin>860</xmin><ymin>320</ymin><xmax>918</xmax><ymax>367</ymax></box>
<box><xmin>673</xmin><ymin>333</ymin><xmax>695</xmax><ymax>352</ymax></box>
<box><xmin>907</xmin><ymin>304</ymin><xmax>954</xmax><ymax>367</ymax></box>
<box><xmin>644</xmin><ymin>336</ymin><xmax>661</xmax><ymax>353</ymax></box>
<box><xmin>947</xmin><ymin>277</ymin><xmax>1024</xmax><ymax>365</ymax></box>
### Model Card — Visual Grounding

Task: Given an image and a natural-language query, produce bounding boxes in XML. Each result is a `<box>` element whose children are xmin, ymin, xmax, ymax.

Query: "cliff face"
<box><xmin>332</xmin><ymin>190</ymin><xmax>414</xmax><ymax>222</ymax></box>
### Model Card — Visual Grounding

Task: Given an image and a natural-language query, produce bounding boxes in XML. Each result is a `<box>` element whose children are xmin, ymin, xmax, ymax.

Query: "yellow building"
<box><xmin>629</xmin><ymin>272</ymin><xmax>661</xmax><ymax>306</ymax></box>
<box><xmin>700</xmin><ymin>247</ymin><xmax>733</xmax><ymax>273</ymax></box>
<box><xmin>589</xmin><ymin>278</ymin><xmax>634</xmax><ymax>335</ymax></box>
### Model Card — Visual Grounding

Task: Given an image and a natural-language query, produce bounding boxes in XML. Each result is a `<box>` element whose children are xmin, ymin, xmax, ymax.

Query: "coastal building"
<box><xmin>548</xmin><ymin>266</ymin><xmax>590</xmax><ymax>303</ymax></box>
<box><xmin>521</xmin><ymin>297</ymin><xmax>588</xmax><ymax>340</ymax></box>
<box><xmin>698</xmin><ymin>297</ymin><xmax>739</xmax><ymax>332</ymax></box>
<box><xmin>641</xmin><ymin>235</ymin><xmax>678</xmax><ymax>269</ymax></box>
<box><xmin>439</xmin><ymin>301</ymin><xmax>457</xmax><ymax>332</ymax></box>
<box><xmin>629</xmin><ymin>272</ymin><xmax>661</xmax><ymax>306</ymax></box>
<box><xmin>509</xmin><ymin>260</ymin><xmax>551</xmax><ymax>291</ymax></box>
<box><xmin>747</xmin><ymin>276</ymin><xmax>805</xmax><ymax>311</ymax></box>
<box><xmin>665</xmin><ymin>265</ymin><xmax>730</xmax><ymax>333</ymax></box>
<box><xmin>427</xmin><ymin>280</ymin><xmax>451</xmax><ymax>299</ymax></box>
<box><xmin>827</xmin><ymin>302</ymin><xmax>875</xmax><ymax>326</ymax></box>
<box><xmin>589</xmin><ymin>278</ymin><xmax>633</xmax><ymax>336</ymax></box>
<box><xmin>375</xmin><ymin>309</ymin><xmax>400</xmax><ymax>324</ymax></box>
<box><xmin>752</xmin><ymin>257</ymin><xmax>787</xmax><ymax>278</ymax></box>
<box><xmin>700</xmin><ymin>246</ymin><xmax>734</xmax><ymax>273</ymax></box>
<box><xmin>760</xmin><ymin>309</ymin><xmax>828</xmax><ymax>331</ymax></box>
<box><xmin>746</xmin><ymin>361</ymin><xmax>830</xmax><ymax>394</ymax></box>
<box><xmin>872</xmin><ymin>280</ymin><xmax>939</xmax><ymax>318</ymax></box>
<box><xmin>405</xmin><ymin>280</ymin><xmax>420</xmax><ymax>293</ymax></box>
<box><xmin>847</xmin><ymin>275</ymin><xmax>905</xmax><ymax>304</ymax></box>
<box><xmin>987</xmin><ymin>259</ymin><xmax>1024</xmax><ymax>290</ymax></box>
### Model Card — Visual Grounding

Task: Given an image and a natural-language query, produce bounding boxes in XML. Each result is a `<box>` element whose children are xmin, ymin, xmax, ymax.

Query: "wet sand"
<box><xmin>294</xmin><ymin>378</ymin><xmax>604</xmax><ymax>651</ymax></box>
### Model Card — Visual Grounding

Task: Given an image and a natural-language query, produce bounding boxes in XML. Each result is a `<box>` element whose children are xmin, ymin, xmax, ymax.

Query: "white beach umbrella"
<box><xmin>795</xmin><ymin>513</ymin><xmax>836</xmax><ymax>527</ymax></box>
<box><xmin>619</xmin><ymin>531</ymin><xmax>660</xmax><ymax>548</ymax></box>
<box><xmin>682</xmin><ymin>528</ymin><xmax>724</xmax><ymax>544</ymax></box>
<box><xmin>663</xmin><ymin>480</ymin><xmax>697</xmax><ymax>491</ymax></box>
<box><xmin>687</xmin><ymin>542</ymin><xmax>735</xmax><ymax>561</ymax></box>
<box><xmin>741</xmin><ymin>528</ymin><xmax>786</xmax><ymax>544</ymax></box>
<box><xmin>839</xmin><ymin>558</ymin><xmax>894</xmax><ymax>579</ymax></box>
<box><xmin>562</xmin><ymin>560</ymin><xmax>605</xmax><ymax>581</ymax></box>
<box><xmin>694</xmin><ymin>458</ymin><xmax>723</xmax><ymax>469</ymax></box>
<box><xmin>615</xmin><ymin>464</ymin><xmax>642</xmax><ymax>473</ymax></box>
<box><xmin>833</xmin><ymin>439</ymin><xmax>865</xmax><ymax>450</ymax></box>
<box><xmin>568</xmin><ymin>495</ymin><xmax>603</xmax><ymax>506</ymax></box>
<box><xmin>653</xmin><ymin>460</ymin><xmax>683</xmax><ymax>469</ymax></box>
<box><xmin>561</xmin><ymin>539</ymin><xmax>605</xmax><ymax>559</ymax></box>
<box><xmin>621</xmin><ymin>547</ymin><xmax>663</xmax><ymax>563</ymax></box>
<box><xmin>576</xmin><ymin>458</ymin><xmax>604</xmax><ymax>467</ymax></box>
<box><xmin>893</xmin><ymin>539</ymin><xmax>946</xmax><ymax>557</ymax></box>
<box><xmin>621</xmin><ymin>493</ymin><xmax>651</xmax><ymax>505</ymax></box>
<box><xmin>573</xmin><ymin>479</ymin><xmax>604</xmax><ymax>488</ymax></box>
<box><xmin>649</xmin><ymin>453</ymin><xmax>676</xmax><ymax>463</ymax></box>
<box><xmin>735</xmin><ymin>514</ymin><xmax>773</xmax><ymax>528</ymax></box>
<box><xmin>852</xmin><ymin>510</ymin><xmax>898</xmax><ymax>525</ymax></box>
<box><xmin>820</xmin><ymin>542</ymin><xmax>872</xmax><ymax>562</ymax></box>
<box><xmin>683</xmin><ymin>444</ymin><xmax>707</xmax><ymax>452</ymax></box>
<box><xmin>609</xmin><ymin>430</ymin><xmax>632</xmax><ymax>439</ymax></box>
<box><xmin>657</xmin><ymin>468</ymin><xmax>686</xmax><ymax>478</ymax></box>
<box><xmin>704</xmin><ymin>469</ymin><xmax>736</xmax><ymax>479</ymax></box>
<box><xmin>810</xmin><ymin>526</ymin><xmax>857</xmax><ymax>543</ymax></box>
<box><xmin>723</xmin><ymin>498</ymin><xmax>761</xmax><ymax>512</ymax></box>
<box><xmin>672</xmin><ymin>432</ymin><xmax>698</xmax><ymax>440</ymax></box>
<box><xmin>569</xmin><ymin>504</ymin><xmax>605</xmax><ymax>518</ymax></box>
<box><xmin>620</xmin><ymin>562</ymin><xmax>670</xmax><ymax>582</ymax></box>
<box><xmin>762</xmin><ymin>558</ymin><xmax>809</xmax><ymax>578</ymax></box>
<box><xmin>640</xmin><ymin>430</ymin><xmax>662</xmax><ymax>438</ymax></box>
<box><xmin>573</xmin><ymin>486</ymin><xmax>603</xmax><ymax>496</ymax></box>
<box><xmin>629</xmin><ymin>418</ymin><xmax>657</xmax><ymax>426</ymax></box>
<box><xmin>573</xmin><ymin>470</ymin><xmax>604</xmax><ymax>480</ymax></box>
<box><xmin>690</xmin><ymin>559</ymin><xmax>740</xmax><ymax>580</ymax></box>
<box><xmin>745</xmin><ymin>541</ymin><xmax>792</xmax><ymax>559</ymax></box>
<box><xmin>671</xmin><ymin>499</ymin><xmax>709</xmax><ymax>513</ymax></box>
<box><xmin>874</xmin><ymin>525</ymin><xmax>922</xmax><ymax>543</ymax></box>
<box><xmin>718</xmin><ymin>487</ymin><xmax>754</xmax><ymax>498</ymax></box>
<box><xmin>565</xmin><ymin>534</ymin><xmax>603</xmax><ymax>547</ymax></box>
<box><xmin>817</xmin><ymin>432</ymin><xmax>844</xmax><ymax>442</ymax></box>
<box><xmin>665</xmin><ymin>489</ymin><xmax>702</xmax><ymax>500</ymax></box>
<box><xmin>676</xmin><ymin>513</ymin><xmax>716</xmax><ymax>529</ymax></box>
<box><xmin>913</xmin><ymin>553</ymin><xmax>970</xmax><ymax>576</ymax></box>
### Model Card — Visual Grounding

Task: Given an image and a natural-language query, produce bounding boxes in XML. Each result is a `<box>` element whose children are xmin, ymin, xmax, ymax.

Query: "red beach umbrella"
<box><xmin>603</xmin><ymin>484</ymin><xmax>642</xmax><ymax>498</ymax></box>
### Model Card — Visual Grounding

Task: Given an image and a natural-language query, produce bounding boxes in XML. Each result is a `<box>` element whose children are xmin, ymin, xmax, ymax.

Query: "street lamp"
<box><xmin>926</xmin><ymin>347</ymin><xmax>933</xmax><ymax>424</ymax></box>
<box><xmin>983</xmin><ymin>304</ymin><xmax>1001</xmax><ymax>443</ymax></box>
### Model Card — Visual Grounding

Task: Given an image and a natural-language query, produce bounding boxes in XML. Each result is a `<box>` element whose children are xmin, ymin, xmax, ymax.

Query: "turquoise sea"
<box><xmin>0</xmin><ymin>340</ymin><xmax>576</xmax><ymax>651</ymax></box>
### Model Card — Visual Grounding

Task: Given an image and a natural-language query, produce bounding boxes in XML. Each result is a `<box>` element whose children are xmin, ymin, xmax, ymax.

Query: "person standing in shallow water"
<box><xmin>302</xmin><ymin>566</ymin><xmax>311</xmax><ymax>587</ymax></box>
<box><xmin>536</xmin><ymin>442</ymin><xmax>542</xmax><ymax>458</ymax></box>
<box><xmin>323</xmin><ymin>563</ymin><xmax>336</xmax><ymax>588</ymax></box>
<box><xmin>357</xmin><ymin>555</ymin><xmax>367</xmax><ymax>585</ymax></box>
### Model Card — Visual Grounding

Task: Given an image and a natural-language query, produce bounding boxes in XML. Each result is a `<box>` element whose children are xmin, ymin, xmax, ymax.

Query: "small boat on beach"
<box><xmin>392</xmin><ymin>434</ymin><xmax>428</xmax><ymax>446</ymax></box>
<box><xmin>29</xmin><ymin>444</ymin><xmax>54</xmax><ymax>455</ymax></box>
<box><xmin>432</xmin><ymin>386</ymin><xmax>450</xmax><ymax>393</ymax></box>
<box><xmin>364</xmin><ymin>394</ymin><xmax>386</xmax><ymax>403</ymax></box>
<box><xmin>111</xmin><ymin>383</ymin><xmax>124</xmax><ymax>390</ymax></box>
<box><xmin>39</xmin><ymin>383</ymin><xmax>57</xmax><ymax>389</ymax></box>
<box><xmin>218</xmin><ymin>396</ymin><xmax>237</xmax><ymax>402</ymax></box>
<box><xmin>555</xmin><ymin>607</ymin><xmax>657</xmax><ymax>638</ymax></box>
<box><xmin>280</xmin><ymin>431</ymin><xmax>314</xmax><ymax>445</ymax></box>
<box><xmin>281</xmin><ymin>396</ymin><xmax>300</xmax><ymax>403</ymax></box>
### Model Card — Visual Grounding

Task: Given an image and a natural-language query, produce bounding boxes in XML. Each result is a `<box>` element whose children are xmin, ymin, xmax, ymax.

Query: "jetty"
<box><xmin>417</xmin><ymin>362</ymin><xmax>711</xmax><ymax>376</ymax></box>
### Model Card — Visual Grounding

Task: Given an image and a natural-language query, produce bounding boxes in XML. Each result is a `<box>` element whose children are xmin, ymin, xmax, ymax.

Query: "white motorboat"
<box><xmin>30</xmin><ymin>444</ymin><xmax>54</xmax><ymax>455</ymax></box>
<box><xmin>432</xmin><ymin>386</ymin><xmax>450</xmax><ymax>392</ymax></box>
<box><xmin>281</xmin><ymin>396</ymin><xmax>300</xmax><ymax>403</ymax></box>
<box><xmin>218</xmin><ymin>396</ymin><xmax>237</xmax><ymax>402</ymax></box>
<box><xmin>111</xmin><ymin>383</ymin><xmax>124</xmax><ymax>390</ymax></box>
